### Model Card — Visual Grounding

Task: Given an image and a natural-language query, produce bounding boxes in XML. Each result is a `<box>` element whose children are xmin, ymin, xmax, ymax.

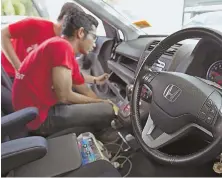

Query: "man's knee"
<box><xmin>95</xmin><ymin>103</ymin><xmax>115</xmax><ymax>118</ymax></box>
<box><xmin>84</xmin><ymin>103</ymin><xmax>115</xmax><ymax>129</ymax></box>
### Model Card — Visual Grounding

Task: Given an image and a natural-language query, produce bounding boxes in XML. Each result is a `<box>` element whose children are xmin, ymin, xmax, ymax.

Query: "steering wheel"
<box><xmin>131</xmin><ymin>27</ymin><xmax>222</xmax><ymax>166</ymax></box>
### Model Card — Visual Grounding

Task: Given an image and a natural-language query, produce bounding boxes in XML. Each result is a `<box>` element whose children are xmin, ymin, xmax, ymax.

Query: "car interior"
<box><xmin>1</xmin><ymin>0</ymin><xmax>222</xmax><ymax>177</ymax></box>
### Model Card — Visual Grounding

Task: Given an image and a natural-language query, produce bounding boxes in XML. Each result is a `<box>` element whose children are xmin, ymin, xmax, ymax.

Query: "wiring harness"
<box><xmin>103</xmin><ymin>141</ymin><xmax>133</xmax><ymax>177</ymax></box>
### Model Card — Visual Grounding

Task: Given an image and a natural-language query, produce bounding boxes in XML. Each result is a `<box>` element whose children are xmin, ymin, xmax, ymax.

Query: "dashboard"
<box><xmin>107</xmin><ymin>36</ymin><xmax>222</xmax><ymax>103</ymax></box>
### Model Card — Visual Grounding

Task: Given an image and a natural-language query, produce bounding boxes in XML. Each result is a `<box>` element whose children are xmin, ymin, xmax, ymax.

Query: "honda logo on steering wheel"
<box><xmin>163</xmin><ymin>84</ymin><xmax>182</xmax><ymax>102</ymax></box>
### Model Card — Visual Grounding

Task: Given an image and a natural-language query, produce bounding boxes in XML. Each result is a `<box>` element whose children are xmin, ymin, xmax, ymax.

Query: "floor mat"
<box><xmin>120</xmin><ymin>151</ymin><xmax>219</xmax><ymax>177</ymax></box>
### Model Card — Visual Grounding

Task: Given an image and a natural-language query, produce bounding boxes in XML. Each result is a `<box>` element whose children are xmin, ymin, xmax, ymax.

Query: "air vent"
<box><xmin>147</xmin><ymin>40</ymin><xmax>182</xmax><ymax>57</ymax></box>
<box><xmin>147</xmin><ymin>40</ymin><xmax>160</xmax><ymax>51</ymax></box>
<box><xmin>164</xmin><ymin>43</ymin><xmax>182</xmax><ymax>56</ymax></box>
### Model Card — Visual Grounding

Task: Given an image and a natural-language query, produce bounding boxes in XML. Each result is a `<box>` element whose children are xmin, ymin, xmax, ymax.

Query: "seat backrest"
<box><xmin>1</xmin><ymin>85</ymin><xmax>29</xmax><ymax>141</ymax></box>
<box><xmin>1</xmin><ymin>85</ymin><xmax>14</xmax><ymax>114</ymax></box>
<box><xmin>1</xmin><ymin>65</ymin><xmax>14</xmax><ymax>115</ymax></box>
<box><xmin>1</xmin><ymin>65</ymin><xmax>28</xmax><ymax>140</ymax></box>
<box><xmin>1</xmin><ymin>65</ymin><xmax>13</xmax><ymax>92</ymax></box>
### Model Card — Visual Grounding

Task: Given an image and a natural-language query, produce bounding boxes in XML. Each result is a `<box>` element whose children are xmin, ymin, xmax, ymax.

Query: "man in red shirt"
<box><xmin>12</xmin><ymin>11</ymin><xmax>115</xmax><ymax>138</ymax></box>
<box><xmin>1</xmin><ymin>2</ymin><xmax>108</xmax><ymax>84</ymax></box>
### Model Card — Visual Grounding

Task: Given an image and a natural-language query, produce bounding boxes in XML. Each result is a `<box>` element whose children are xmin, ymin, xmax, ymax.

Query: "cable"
<box><xmin>112</xmin><ymin>155</ymin><xmax>133</xmax><ymax>177</ymax></box>
<box><xmin>104</xmin><ymin>141</ymin><xmax>124</xmax><ymax>162</ymax></box>
<box><xmin>120</xmin><ymin>153</ymin><xmax>135</xmax><ymax>168</ymax></box>
<box><xmin>103</xmin><ymin>142</ymin><xmax>133</xmax><ymax>177</ymax></box>
<box><xmin>111</xmin><ymin>141</ymin><xmax>124</xmax><ymax>162</ymax></box>
<box><xmin>104</xmin><ymin>142</ymin><xmax>123</xmax><ymax>152</ymax></box>
<box><xmin>102</xmin><ymin>135</ymin><xmax>120</xmax><ymax>144</ymax></box>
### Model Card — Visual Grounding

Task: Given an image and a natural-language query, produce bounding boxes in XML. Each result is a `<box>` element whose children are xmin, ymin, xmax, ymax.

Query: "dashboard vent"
<box><xmin>147</xmin><ymin>40</ymin><xmax>182</xmax><ymax>57</ymax></box>
<box><xmin>147</xmin><ymin>40</ymin><xmax>160</xmax><ymax>51</ymax></box>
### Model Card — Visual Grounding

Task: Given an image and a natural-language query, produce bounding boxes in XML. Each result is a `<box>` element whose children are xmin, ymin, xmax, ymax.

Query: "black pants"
<box><xmin>34</xmin><ymin>102</ymin><xmax>115</xmax><ymax>137</ymax></box>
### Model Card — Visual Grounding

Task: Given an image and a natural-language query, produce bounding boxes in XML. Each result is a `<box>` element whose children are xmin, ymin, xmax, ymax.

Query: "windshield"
<box><xmin>102</xmin><ymin>0</ymin><xmax>222</xmax><ymax>35</ymax></box>
<box><xmin>183</xmin><ymin>11</ymin><xmax>222</xmax><ymax>29</ymax></box>
<box><xmin>102</xmin><ymin>0</ymin><xmax>184</xmax><ymax>35</ymax></box>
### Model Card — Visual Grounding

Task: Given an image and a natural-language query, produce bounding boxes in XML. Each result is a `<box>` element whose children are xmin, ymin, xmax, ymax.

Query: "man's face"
<box><xmin>79</xmin><ymin>25</ymin><xmax>97</xmax><ymax>55</ymax></box>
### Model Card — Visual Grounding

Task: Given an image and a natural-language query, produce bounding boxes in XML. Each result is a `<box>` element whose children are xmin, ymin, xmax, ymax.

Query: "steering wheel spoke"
<box><xmin>213</xmin><ymin>111</ymin><xmax>222</xmax><ymax>137</ymax></box>
<box><xmin>142</xmin><ymin>114</ymin><xmax>187</xmax><ymax>149</ymax></box>
<box><xmin>142</xmin><ymin>114</ymin><xmax>214</xmax><ymax>149</ymax></box>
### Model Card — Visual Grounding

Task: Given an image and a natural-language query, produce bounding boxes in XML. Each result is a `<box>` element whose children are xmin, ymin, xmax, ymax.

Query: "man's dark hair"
<box><xmin>87</xmin><ymin>14</ymin><xmax>99</xmax><ymax>28</ymax></box>
<box><xmin>62</xmin><ymin>11</ymin><xmax>96</xmax><ymax>38</ymax></box>
<box><xmin>57</xmin><ymin>2</ymin><xmax>84</xmax><ymax>21</ymax></box>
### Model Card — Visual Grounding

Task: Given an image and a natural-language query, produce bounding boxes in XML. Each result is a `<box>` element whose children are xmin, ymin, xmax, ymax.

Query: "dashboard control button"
<box><xmin>200</xmin><ymin>98</ymin><xmax>218</xmax><ymax>125</ymax></box>
<box><xmin>143</xmin><ymin>72</ymin><xmax>157</xmax><ymax>83</ymax></box>
<box><xmin>206</xmin><ymin>116</ymin><xmax>213</xmax><ymax>124</ymax></box>
<box><xmin>206</xmin><ymin>99</ymin><xmax>213</xmax><ymax>107</ymax></box>
<box><xmin>209</xmin><ymin>105</ymin><xmax>217</xmax><ymax>117</ymax></box>
<box><xmin>199</xmin><ymin>111</ymin><xmax>207</xmax><ymax>120</ymax></box>
<box><xmin>141</xmin><ymin>85</ymin><xmax>152</xmax><ymax>102</ymax></box>
<box><xmin>201</xmin><ymin>104</ymin><xmax>210</xmax><ymax>113</ymax></box>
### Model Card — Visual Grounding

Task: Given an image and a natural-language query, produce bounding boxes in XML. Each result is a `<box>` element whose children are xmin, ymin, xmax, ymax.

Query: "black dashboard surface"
<box><xmin>106</xmin><ymin>33</ymin><xmax>222</xmax><ymax>105</ymax></box>
<box><xmin>115</xmin><ymin>37</ymin><xmax>165</xmax><ymax>62</ymax></box>
<box><xmin>108</xmin><ymin>35</ymin><xmax>222</xmax><ymax>87</ymax></box>
<box><xmin>109</xmin><ymin>36</ymin><xmax>198</xmax><ymax>81</ymax></box>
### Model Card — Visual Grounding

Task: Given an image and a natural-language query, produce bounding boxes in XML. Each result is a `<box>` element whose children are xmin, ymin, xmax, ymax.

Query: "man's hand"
<box><xmin>82</xmin><ymin>72</ymin><xmax>109</xmax><ymax>85</ymax></box>
<box><xmin>15</xmin><ymin>68</ymin><xmax>21</xmax><ymax>76</ymax></box>
<box><xmin>95</xmin><ymin>73</ymin><xmax>109</xmax><ymax>85</ymax></box>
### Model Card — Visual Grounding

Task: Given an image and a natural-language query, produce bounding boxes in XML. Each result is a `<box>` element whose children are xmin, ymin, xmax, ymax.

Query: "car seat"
<box><xmin>1</xmin><ymin>65</ymin><xmax>93</xmax><ymax>139</ymax></box>
<box><xmin>1</xmin><ymin>108</ymin><xmax>121</xmax><ymax>177</ymax></box>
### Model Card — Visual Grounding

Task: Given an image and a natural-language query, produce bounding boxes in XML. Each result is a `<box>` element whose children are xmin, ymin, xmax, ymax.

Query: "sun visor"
<box><xmin>133</xmin><ymin>20</ymin><xmax>152</xmax><ymax>28</ymax></box>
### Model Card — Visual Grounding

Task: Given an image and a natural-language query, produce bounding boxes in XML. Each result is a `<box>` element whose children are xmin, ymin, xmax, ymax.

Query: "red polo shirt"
<box><xmin>1</xmin><ymin>17</ymin><xmax>55</xmax><ymax>77</ymax></box>
<box><xmin>12</xmin><ymin>37</ymin><xmax>84</xmax><ymax>130</ymax></box>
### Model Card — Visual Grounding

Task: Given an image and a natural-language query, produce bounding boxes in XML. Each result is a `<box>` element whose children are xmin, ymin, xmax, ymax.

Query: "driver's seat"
<box><xmin>1</xmin><ymin>65</ymin><xmax>93</xmax><ymax>139</ymax></box>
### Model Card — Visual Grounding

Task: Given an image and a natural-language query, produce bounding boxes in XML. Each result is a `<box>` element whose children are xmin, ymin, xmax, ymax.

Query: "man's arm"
<box><xmin>52</xmin><ymin>66</ymin><xmax>105</xmax><ymax>104</ymax></box>
<box><xmin>73</xmin><ymin>83</ymin><xmax>98</xmax><ymax>99</ymax></box>
<box><xmin>1</xmin><ymin>27</ymin><xmax>21</xmax><ymax>70</ymax></box>
<box><xmin>1</xmin><ymin>18</ymin><xmax>37</xmax><ymax>71</ymax></box>
<box><xmin>82</xmin><ymin>72</ymin><xmax>109</xmax><ymax>85</ymax></box>
<box><xmin>81</xmin><ymin>72</ymin><xmax>95</xmax><ymax>83</ymax></box>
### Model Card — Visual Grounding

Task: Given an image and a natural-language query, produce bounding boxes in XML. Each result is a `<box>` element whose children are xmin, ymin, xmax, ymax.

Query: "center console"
<box><xmin>107</xmin><ymin>53</ymin><xmax>166</xmax><ymax>128</ymax></box>
<box><xmin>114</xmin><ymin>87</ymin><xmax>151</xmax><ymax>128</ymax></box>
<box><xmin>13</xmin><ymin>133</ymin><xmax>109</xmax><ymax>177</ymax></box>
<box><xmin>117</xmin><ymin>100</ymin><xmax>150</xmax><ymax>125</ymax></box>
